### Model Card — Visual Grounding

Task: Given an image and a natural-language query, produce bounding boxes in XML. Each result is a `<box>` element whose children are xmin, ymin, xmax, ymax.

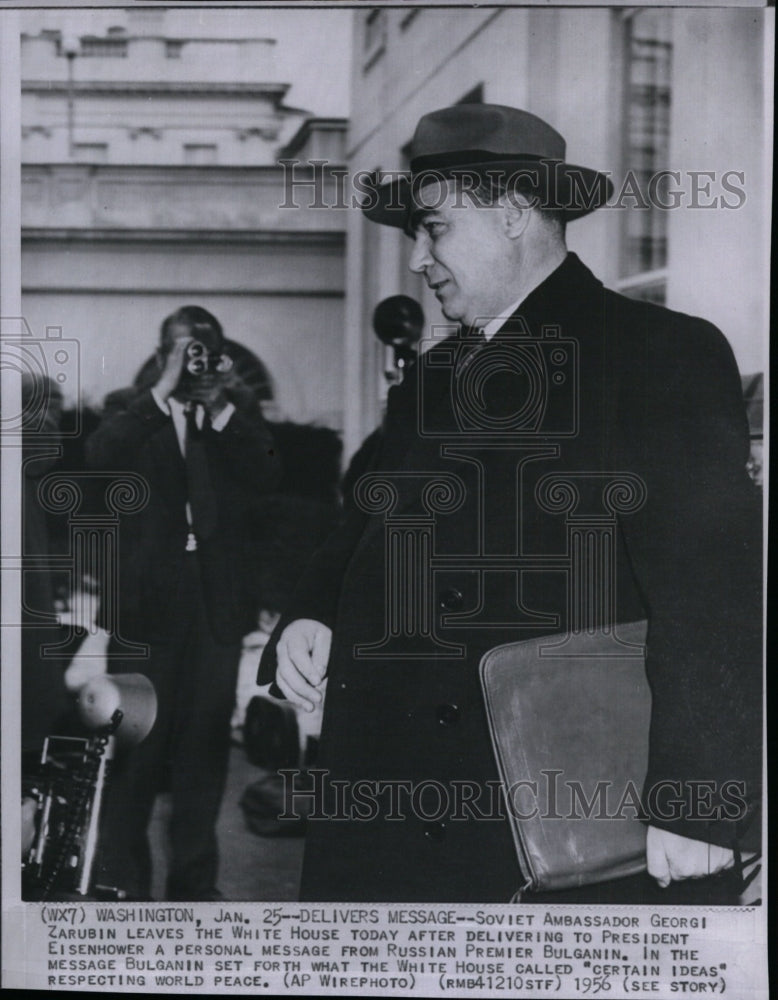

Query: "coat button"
<box><xmin>436</xmin><ymin>703</ymin><xmax>460</xmax><ymax>727</ymax></box>
<box><xmin>423</xmin><ymin>822</ymin><xmax>446</xmax><ymax>842</ymax></box>
<box><xmin>439</xmin><ymin>587</ymin><xmax>464</xmax><ymax>611</ymax></box>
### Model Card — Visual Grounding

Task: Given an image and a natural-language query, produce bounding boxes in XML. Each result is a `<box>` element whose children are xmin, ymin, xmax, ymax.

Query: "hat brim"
<box><xmin>361</xmin><ymin>159</ymin><xmax>613</xmax><ymax>228</ymax></box>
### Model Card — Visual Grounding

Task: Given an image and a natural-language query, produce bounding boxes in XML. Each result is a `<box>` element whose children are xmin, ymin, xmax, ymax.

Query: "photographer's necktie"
<box><xmin>184</xmin><ymin>404</ymin><xmax>218</xmax><ymax>548</ymax></box>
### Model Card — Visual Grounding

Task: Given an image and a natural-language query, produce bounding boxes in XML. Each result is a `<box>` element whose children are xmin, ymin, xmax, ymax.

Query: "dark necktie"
<box><xmin>184</xmin><ymin>404</ymin><xmax>218</xmax><ymax>543</ymax></box>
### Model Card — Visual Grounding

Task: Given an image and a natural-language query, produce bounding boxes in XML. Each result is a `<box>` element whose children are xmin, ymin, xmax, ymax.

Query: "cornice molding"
<box><xmin>19</xmin><ymin>284</ymin><xmax>344</xmax><ymax>299</ymax></box>
<box><xmin>22</xmin><ymin>80</ymin><xmax>291</xmax><ymax>99</ymax></box>
<box><xmin>281</xmin><ymin>116</ymin><xmax>349</xmax><ymax>158</ymax></box>
<box><xmin>21</xmin><ymin>163</ymin><xmax>347</xmax><ymax>179</ymax></box>
<box><xmin>21</xmin><ymin>227</ymin><xmax>345</xmax><ymax>247</ymax></box>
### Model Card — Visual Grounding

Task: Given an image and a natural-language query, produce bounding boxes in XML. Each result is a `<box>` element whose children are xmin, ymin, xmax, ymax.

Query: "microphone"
<box><xmin>372</xmin><ymin>295</ymin><xmax>424</xmax><ymax>383</ymax></box>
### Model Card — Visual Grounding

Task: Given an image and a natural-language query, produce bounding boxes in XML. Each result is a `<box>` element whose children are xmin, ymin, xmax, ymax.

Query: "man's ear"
<box><xmin>501</xmin><ymin>198</ymin><xmax>532</xmax><ymax>240</ymax></box>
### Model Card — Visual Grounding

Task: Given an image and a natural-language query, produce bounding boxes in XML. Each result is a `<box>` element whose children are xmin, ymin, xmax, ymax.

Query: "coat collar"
<box><xmin>489</xmin><ymin>252</ymin><xmax>604</xmax><ymax>341</ymax></box>
<box><xmin>353</xmin><ymin>253</ymin><xmax>607</xmax><ymax>544</ymax></box>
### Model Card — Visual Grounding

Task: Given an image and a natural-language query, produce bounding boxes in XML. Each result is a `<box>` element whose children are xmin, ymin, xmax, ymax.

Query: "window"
<box><xmin>183</xmin><ymin>144</ymin><xmax>217</xmax><ymax>166</ymax></box>
<box><xmin>166</xmin><ymin>40</ymin><xmax>184</xmax><ymax>59</ymax></box>
<box><xmin>618</xmin><ymin>9</ymin><xmax>672</xmax><ymax>303</ymax></box>
<box><xmin>78</xmin><ymin>35</ymin><xmax>128</xmax><ymax>58</ymax></box>
<box><xmin>363</xmin><ymin>9</ymin><xmax>387</xmax><ymax>71</ymax></box>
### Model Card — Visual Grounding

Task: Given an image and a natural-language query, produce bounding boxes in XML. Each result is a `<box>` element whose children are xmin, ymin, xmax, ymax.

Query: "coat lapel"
<box><xmin>150</xmin><ymin>414</ymin><xmax>189</xmax><ymax>513</ymax></box>
<box><xmin>357</xmin><ymin>252</ymin><xmax>606</xmax><ymax>542</ymax></box>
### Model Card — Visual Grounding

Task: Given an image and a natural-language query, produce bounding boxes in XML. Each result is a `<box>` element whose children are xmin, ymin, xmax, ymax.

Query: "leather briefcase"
<box><xmin>480</xmin><ymin>620</ymin><xmax>651</xmax><ymax>896</ymax></box>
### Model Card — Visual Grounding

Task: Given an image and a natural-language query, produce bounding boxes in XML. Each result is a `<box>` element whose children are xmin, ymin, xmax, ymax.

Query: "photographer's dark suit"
<box><xmin>260</xmin><ymin>253</ymin><xmax>761</xmax><ymax>902</ymax></box>
<box><xmin>88</xmin><ymin>385</ymin><xmax>279</xmax><ymax>899</ymax></box>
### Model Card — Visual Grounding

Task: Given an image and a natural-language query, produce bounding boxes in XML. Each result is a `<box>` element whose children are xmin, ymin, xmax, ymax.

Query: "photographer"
<box><xmin>86</xmin><ymin>305</ymin><xmax>279</xmax><ymax>900</ymax></box>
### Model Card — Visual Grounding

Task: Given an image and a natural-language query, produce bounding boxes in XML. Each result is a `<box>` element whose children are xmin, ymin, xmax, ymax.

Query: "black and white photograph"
<box><xmin>1</xmin><ymin>1</ymin><xmax>770</xmax><ymax>996</ymax></box>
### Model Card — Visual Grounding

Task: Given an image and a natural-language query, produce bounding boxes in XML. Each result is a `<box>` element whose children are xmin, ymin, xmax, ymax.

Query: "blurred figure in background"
<box><xmin>20</xmin><ymin>372</ymin><xmax>71</xmax><ymax>754</ymax></box>
<box><xmin>85</xmin><ymin>305</ymin><xmax>280</xmax><ymax>900</ymax></box>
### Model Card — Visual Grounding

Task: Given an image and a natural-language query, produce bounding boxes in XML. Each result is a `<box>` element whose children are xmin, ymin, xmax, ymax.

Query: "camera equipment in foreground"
<box><xmin>22</xmin><ymin>672</ymin><xmax>157</xmax><ymax>901</ymax></box>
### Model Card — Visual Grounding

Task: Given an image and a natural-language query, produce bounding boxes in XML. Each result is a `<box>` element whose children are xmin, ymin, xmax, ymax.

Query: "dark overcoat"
<box><xmin>86</xmin><ymin>386</ymin><xmax>280</xmax><ymax>644</ymax></box>
<box><xmin>260</xmin><ymin>253</ymin><xmax>761</xmax><ymax>902</ymax></box>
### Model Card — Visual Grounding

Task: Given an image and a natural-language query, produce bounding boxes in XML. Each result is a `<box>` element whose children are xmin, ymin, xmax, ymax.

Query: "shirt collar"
<box><xmin>481</xmin><ymin>295</ymin><xmax>526</xmax><ymax>341</ymax></box>
<box><xmin>477</xmin><ymin>252</ymin><xmax>598</xmax><ymax>342</ymax></box>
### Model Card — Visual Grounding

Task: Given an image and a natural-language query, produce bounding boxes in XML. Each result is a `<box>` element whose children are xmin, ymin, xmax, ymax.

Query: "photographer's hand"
<box><xmin>155</xmin><ymin>337</ymin><xmax>190</xmax><ymax>401</ymax></box>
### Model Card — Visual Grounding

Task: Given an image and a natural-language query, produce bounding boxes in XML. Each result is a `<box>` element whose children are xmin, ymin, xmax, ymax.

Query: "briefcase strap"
<box><xmin>509</xmin><ymin>876</ymin><xmax>534</xmax><ymax>904</ymax></box>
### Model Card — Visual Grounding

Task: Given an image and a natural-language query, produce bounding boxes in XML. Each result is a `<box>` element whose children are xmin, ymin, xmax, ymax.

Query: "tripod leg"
<box><xmin>75</xmin><ymin>737</ymin><xmax>114</xmax><ymax>896</ymax></box>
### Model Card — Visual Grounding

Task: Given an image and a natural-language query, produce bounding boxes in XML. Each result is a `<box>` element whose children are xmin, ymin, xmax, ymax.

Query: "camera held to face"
<box><xmin>184</xmin><ymin>339</ymin><xmax>233</xmax><ymax>379</ymax></box>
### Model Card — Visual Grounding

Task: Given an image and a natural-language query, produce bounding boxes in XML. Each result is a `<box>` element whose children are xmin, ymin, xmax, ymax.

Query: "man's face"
<box><xmin>407</xmin><ymin>179</ymin><xmax>514</xmax><ymax>327</ymax></box>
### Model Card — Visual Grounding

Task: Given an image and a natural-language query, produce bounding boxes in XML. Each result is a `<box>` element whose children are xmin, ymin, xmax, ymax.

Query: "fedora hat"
<box><xmin>361</xmin><ymin>104</ymin><xmax>613</xmax><ymax>227</ymax></box>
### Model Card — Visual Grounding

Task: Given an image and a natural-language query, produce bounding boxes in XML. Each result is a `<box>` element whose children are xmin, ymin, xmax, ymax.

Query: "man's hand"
<box><xmin>647</xmin><ymin>826</ymin><xmax>734</xmax><ymax>888</ymax></box>
<box><xmin>155</xmin><ymin>336</ymin><xmax>190</xmax><ymax>401</ymax></box>
<box><xmin>275</xmin><ymin>619</ymin><xmax>332</xmax><ymax>713</ymax></box>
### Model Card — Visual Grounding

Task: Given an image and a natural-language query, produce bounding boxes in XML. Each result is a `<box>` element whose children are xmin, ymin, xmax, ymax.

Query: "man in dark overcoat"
<box><xmin>259</xmin><ymin>106</ymin><xmax>761</xmax><ymax>903</ymax></box>
<box><xmin>87</xmin><ymin>305</ymin><xmax>280</xmax><ymax>900</ymax></box>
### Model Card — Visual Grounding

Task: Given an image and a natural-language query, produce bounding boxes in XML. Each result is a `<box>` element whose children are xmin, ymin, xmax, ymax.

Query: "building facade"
<box><xmin>20</xmin><ymin>9</ymin><xmax>349</xmax><ymax>429</ymax></box>
<box><xmin>342</xmin><ymin>6</ymin><xmax>770</xmax><ymax>456</ymax></box>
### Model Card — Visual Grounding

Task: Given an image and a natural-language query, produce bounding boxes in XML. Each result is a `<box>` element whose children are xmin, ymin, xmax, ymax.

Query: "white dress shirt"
<box><xmin>150</xmin><ymin>388</ymin><xmax>235</xmax><ymax>455</ymax></box>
